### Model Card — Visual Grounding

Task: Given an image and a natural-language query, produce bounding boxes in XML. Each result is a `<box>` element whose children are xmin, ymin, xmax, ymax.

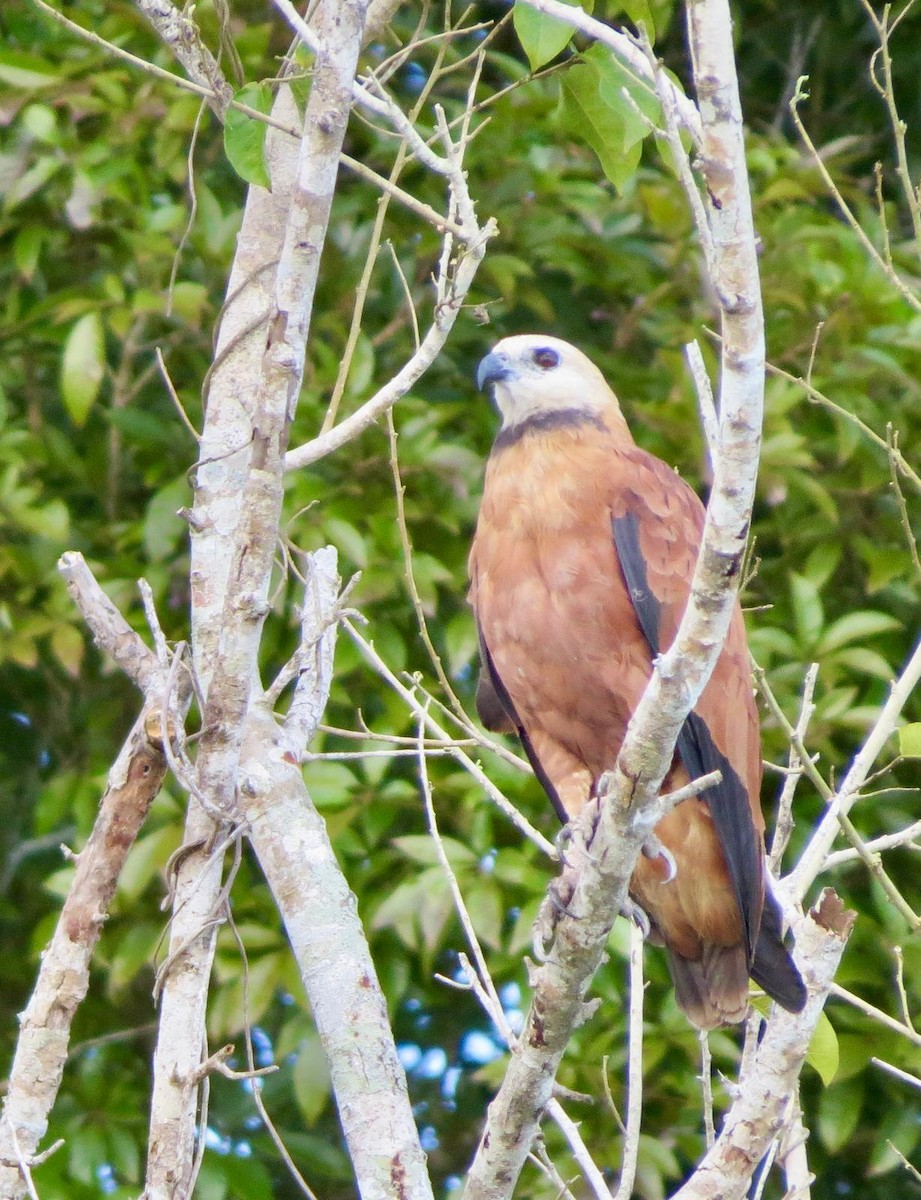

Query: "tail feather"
<box><xmin>750</xmin><ymin>889</ymin><xmax>807</xmax><ymax>1013</ymax></box>
<box><xmin>666</xmin><ymin>943</ymin><xmax>750</xmax><ymax>1030</ymax></box>
<box><xmin>664</xmin><ymin>890</ymin><xmax>806</xmax><ymax>1028</ymax></box>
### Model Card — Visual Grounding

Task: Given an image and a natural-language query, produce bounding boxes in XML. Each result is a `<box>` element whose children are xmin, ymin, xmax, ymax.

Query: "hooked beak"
<box><xmin>476</xmin><ymin>352</ymin><xmax>513</xmax><ymax>391</ymax></box>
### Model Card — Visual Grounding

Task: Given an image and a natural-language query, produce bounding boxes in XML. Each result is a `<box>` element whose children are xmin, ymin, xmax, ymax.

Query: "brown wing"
<box><xmin>608</xmin><ymin>454</ymin><xmax>764</xmax><ymax>958</ymax></box>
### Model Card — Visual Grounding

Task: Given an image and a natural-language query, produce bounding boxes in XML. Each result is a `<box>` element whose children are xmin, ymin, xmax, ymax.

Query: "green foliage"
<box><xmin>558</xmin><ymin>43</ymin><xmax>662</xmax><ymax>191</ymax></box>
<box><xmin>513</xmin><ymin>0</ymin><xmax>587</xmax><ymax>71</ymax></box>
<box><xmin>2</xmin><ymin>0</ymin><xmax>921</xmax><ymax>1197</ymax></box>
<box><xmin>224</xmin><ymin>83</ymin><xmax>273</xmax><ymax>188</ymax></box>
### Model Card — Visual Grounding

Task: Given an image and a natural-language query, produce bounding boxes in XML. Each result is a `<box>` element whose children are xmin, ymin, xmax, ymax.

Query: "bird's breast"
<box><xmin>470</xmin><ymin>426</ymin><xmax>651</xmax><ymax>774</ymax></box>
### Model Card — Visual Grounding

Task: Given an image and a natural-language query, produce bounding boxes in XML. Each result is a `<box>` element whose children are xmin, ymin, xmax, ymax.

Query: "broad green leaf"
<box><xmin>513</xmin><ymin>0</ymin><xmax>581</xmax><ymax>71</ymax></box>
<box><xmin>50</xmin><ymin>623</ymin><xmax>84</xmax><ymax>677</ymax></box>
<box><xmin>0</xmin><ymin>49</ymin><xmax>60</xmax><ymax>89</ymax></box>
<box><xmin>465</xmin><ymin>880</ymin><xmax>504</xmax><ymax>949</ymax></box>
<box><xmin>392</xmin><ymin>833</ymin><xmax>476</xmax><ymax>868</ymax></box>
<box><xmin>293</xmin><ymin>1030</ymin><xmax>332</xmax><ymax>1126</ymax></box>
<box><xmin>805</xmin><ymin>1010</ymin><xmax>839</xmax><ymax>1085</ymax></box>
<box><xmin>815</xmin><ymin>610</ymin><xmax>900</xmax><ymax>654</ymax></box>
<box><xmin>558</xmin><ymin>44</ymin><xmax>660</xmax><ymax>191</ymax></box>
<box><xmin>196</xmin><ymin>1157</ymin><xmax>230</xmax><ymax>1200</ymax></box>
<box><xmin>60</xmin><ymin>311</ymin><xmax>105</xmax><ymax>425</ymax></box>
<box><xmin>106</xmin><ymin>1125</ymin><xmax>141</xmax><ymax>1184</ymax></box>
<box><xmin>898</xmin><ymin>722</ymin><xmax>921</xmax><ymax>757</ymax></box>
<box><xmin>817</xmin><ymin>1079</ymin><xmax>863</xmax><ymax>1152</ymax></box>
<box><xmin>118</xmin><ymin>824</ymin><xmax>183</xmax><ymax>905</ymax></box>
<box><xmin>143</xmin><ymin>473</ymin><xmax>190</xmax><ymax>560</ymax></box>
<box><xmin>831</xmin><ymin>646</ymin><xmax>894</xmax><ymax>681</ymax></box>
<box><xmin>790</xmin><ymin>572</ymin><xmax>824</xmax><ymax>650</ymax></box>
<box><xmin>224</xmin><ymin>82</ymin><xmax>272</xmax><ymax>189</ymax></box>
<box><xmin>13</xmin><ymin>225</ymin><xmax>43</xmax><ymax>280</ymax></box>
<box><xmin>444</xmin><ymin>611</ymin><xmax>479</xmax><ymax>677</ymax></box>
<box><xmin>15</xmin><ymin>497</ymin><xmax>69</xmax><ymax>541</ymax></box>
<box><xmin>305</xmin><ymin>760</ymin><xmax>358</xmax><ymax>809</ymax></box>
<box><xmin>624</xmin><ymin>0</ymin><xmax>676</xmax><ymax>40</ymax></box>
<box><xmin>68</xmin><ymin>1123</ymin><xmax>107</xmax><ymax>1185</ymax></box>
<box><xmin>107</xmin><ymin>921</ymin><xmax>161</xmax><ymax>990</ymax></box>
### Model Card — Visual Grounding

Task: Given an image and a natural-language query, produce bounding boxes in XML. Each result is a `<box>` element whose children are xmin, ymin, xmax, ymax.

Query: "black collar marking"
<box><xmin>492</xmin><ymin>408</ymin><xmax>606</xmax><ymax>452</ymax></box>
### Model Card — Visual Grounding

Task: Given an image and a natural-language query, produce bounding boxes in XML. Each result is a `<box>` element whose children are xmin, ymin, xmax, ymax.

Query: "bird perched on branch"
<box><xmin>467</xmin><ymin>334</ymin><xmax>806</xmax><ymax>1028</ymax></box>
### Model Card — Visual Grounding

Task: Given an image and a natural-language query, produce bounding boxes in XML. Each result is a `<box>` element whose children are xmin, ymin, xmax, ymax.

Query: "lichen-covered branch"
<box><xmin>0</xmin><ymin>716</ymin><xmax>167</xmax><ymax>1199</ymax></box>
<box><xmin>241</xmin><ymin>702</ymin><xmax>434</xmax><ymax>1200</ymax></box>
<box><xmin>671</xmin><ymin>892</ymin><xmax>854</xmax><ymax>1200</ymax></box>
<box><xmin>144</xmin><ymin>4</ymin><xmax>374</xmax><ymax>1195</ymax></box>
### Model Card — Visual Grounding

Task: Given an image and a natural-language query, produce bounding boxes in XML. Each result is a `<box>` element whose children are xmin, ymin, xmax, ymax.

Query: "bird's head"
<box><xmin>476</xmin><ymin>334</ymin><xmax>622</xmax><ymax>431</ymax></box>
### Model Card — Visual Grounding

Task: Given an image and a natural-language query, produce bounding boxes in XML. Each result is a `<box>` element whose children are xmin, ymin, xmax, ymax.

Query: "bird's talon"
<box><xmin>554</xmin><ymin>823</ymin><xmax>575</xmax><ymax>867</ymax></box>
<box><xmin>621</xmin><ymin>898</ymin><xmax>651</xmax><ymax>939</ymax></box>
<box><xmin>642</xmin><ymin>834</ymin><xmax>677</xmax><ymax>882</ymax></box>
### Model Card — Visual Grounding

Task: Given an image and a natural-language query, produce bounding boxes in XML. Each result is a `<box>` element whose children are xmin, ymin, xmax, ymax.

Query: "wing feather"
<box><xmin>611</xmin><ymin>463</ymin><xmax>763</xmax><ymax>959</ymax></box>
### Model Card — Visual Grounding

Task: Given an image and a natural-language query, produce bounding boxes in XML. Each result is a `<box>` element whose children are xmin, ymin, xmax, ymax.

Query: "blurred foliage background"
<box><xmin>1</xmin><ymin>0</ymin><xmax>920</xmax><ymax>1196</ymax></box>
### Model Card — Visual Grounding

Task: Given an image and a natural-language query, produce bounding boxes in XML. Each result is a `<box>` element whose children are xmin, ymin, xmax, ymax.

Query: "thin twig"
<box><xmin>685</xmin><ymin>340</ymin><xmax>719</xmax><ymax>468</ymax></box>
<box><xmin>828</xmin><ymin>983</ymin><xmax>921</xmax><ymax>1050</ymax></box>
<box><xmin>870</xmin><ymin>1057</ymin><xmax>921</xmax><ymax>1092</ymax></box>
<box><xmin>769</xmin><ymin>664</ymin><xmax>819</xmax><ymax>872</ymax></box>
<box><xmin>698</xmin><ymin>1032</ymin><xmax>715</xmax><ymax>1150</ymax></box>
<box><xmin>545</xmin><ymin>1099</ymin><xmax>610</xmax><ymax>1200</ymax></box>
<box><xmin>416</xmin><ymin>710</ymin><xmax>515</xmax><ymax>1047</ymax></box>
<box><xmin>612</xmin><ymin>919</ymin><xmax>645</xmax><ymax>1200</ymax></box>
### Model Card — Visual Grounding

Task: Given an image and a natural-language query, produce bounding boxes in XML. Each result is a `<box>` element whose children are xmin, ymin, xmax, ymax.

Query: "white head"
<box><xmin>476</xmin><ymin>334</ymin><xmax>621</xmax><ymax>430</ymax></box>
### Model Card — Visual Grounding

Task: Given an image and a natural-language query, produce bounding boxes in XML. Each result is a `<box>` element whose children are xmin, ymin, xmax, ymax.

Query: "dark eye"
<box><xmin>533</xmin><ymin>347</ymin><xmax>560</xmax><ymax>370</ymax></box>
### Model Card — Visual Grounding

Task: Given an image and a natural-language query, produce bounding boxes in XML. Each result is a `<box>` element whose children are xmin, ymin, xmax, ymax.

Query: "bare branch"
<box><xmin>282</xmin><ymin>547</ymin><xmax>342</xmax><ymax>756</ymax></box>
<box><xmin>57</xmin><ymin>551</ymin><xmax>160</xmax><ymax>693</ymax></box>
<box><xmin>132</xmin><ymin>0</ymin><xmax>233</xmax><ymax>115</ymax></box>
<box><xmin>240</xmin><ymin>707</ymin><xmax>434</xmax><ymax>1200</ymax></box>
<box><xmin>0</xmin><ymin>718</ymin><xmax>167</xmax><ymax>1199</ymax></box>
<box><xmin>669</xmin><ymin>892</ymin><xmax>854</xmax><ymax>1199</ymax></box>
<box><xmin>545</xmin><ymin>1099</ymin><xmax>610</xmax><ymax>1200</ymax></box>
<box><xmin>788</xmin><ymin>634</ymin><xmax>921</xmax><ymax>900</ymax></box>
<box><xmin>611</xmin><ymin>919</ymin><xmax>645</xmax><ymax>1200</ymax></box>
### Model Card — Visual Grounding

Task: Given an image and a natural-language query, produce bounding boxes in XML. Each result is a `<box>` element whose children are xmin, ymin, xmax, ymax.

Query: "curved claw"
<box><xmin>642</xmin><ymin>833</ymin><xmax>677</xmax><ymax>882</ymax></box>
<box><xmin>621</xmin><ymin>897</ymin><xmax>651</xmax><ymax>940</ymax></box>
<box><xmin>555</xmin><ymin>822</ymin><xmax>575</xmax><ymax>867</ymax></box>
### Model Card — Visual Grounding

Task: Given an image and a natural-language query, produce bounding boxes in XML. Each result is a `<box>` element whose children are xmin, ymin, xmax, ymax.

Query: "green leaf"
<box><xmin>805</xmin><ymin>1010</ymin><xmax>839</xmax><ymax>1085</ymax></box>
<box><xmin>108</xmin><ymin>922</ymin><xmax>161</xmax><ymax>991</ymax></box>
<box><xmin>558</xmin><ymin>44</ymin><xmax>660</xmax><ymax>191</ymax></box>
<box><xmin>196</xmin><ymin>1157</ymin><xmax>230</xmax><ymax>1200</ymax></box>
<box><xmin>60</xmin><ymin>311</ymin><xmax>106</xmax><ymax>426</ymax></box>
<box><xmin>304</xmin><ymin>761</ymin><xmax>357</xmax><ymax>810</ymax></box>
<box><xmin>790</xmin><ymin>572</ymin><xmax>824</xmax><ymax>650</ymax></box>
<box><xmin>815</xmin><ymin>610</ymin><xmax>900</xmax><ymax>655</ymax></box>
<box><xmin>118</xmin><ymin>824</ymin><xmax>183</xmax><ymax>905</ymax></box>
<box><xmin>392</xmin><ymin>834</ymin><xmax>476</xmax><ymax>868</ymax></box>
<box><xmin>465</xmin><ymin>880</ymin><xmax>504</xmax><ymax>949</ymax></box>
<box><xmin>513</xmin><ymin>0</ymin><xmax>581</xmax><ymax>71</ymax></box>
<box><xmin>13</xmin><ymin>225</ymin><xmax>43</xmax><ymax>280</ymax></box>
<box><xmin>293</xmin><ymin>1030</ymin><xmax>332</xmax><ymax>1126</ymax></box>
<box><xmin>0</xmin><ymin>49</ymin><xmax>60</xmax><ymax>89</ymax></box>
<box><xmin>224</xmin><ymin>83</ymin><xmax>272</xmax><ymax>189</ymax></box>
<box><xmin>143</xmin><ymin>473</ymin><xmax>190</xmax><ymax>560</ymax></box>
<box><xmin>817</xmin><ymin>1079</ymin><xmax>863</xmax><ymax>1152</ymax></box>
<box><xmin>898</xmin><ymin>723</ymin><xmax>921</xmax><ymax>758</ymax></box>
<box><xmin>50</xmin><ymin>623</ymin><xmax>84</xmax><ymax>677</ymax></box>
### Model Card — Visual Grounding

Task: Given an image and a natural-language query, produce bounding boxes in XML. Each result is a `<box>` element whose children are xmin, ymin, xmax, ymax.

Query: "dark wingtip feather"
<box><xmin>750</xmin><ymin>889</ymin><xmax>807</xmax><ymax>1013</ymax></box>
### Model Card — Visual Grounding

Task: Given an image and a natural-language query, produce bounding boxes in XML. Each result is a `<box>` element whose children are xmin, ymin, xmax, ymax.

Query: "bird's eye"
<box><xmin>533</xmin><ymin>347</ymin><xmax>560</xmax><ymax>370</ymax></box>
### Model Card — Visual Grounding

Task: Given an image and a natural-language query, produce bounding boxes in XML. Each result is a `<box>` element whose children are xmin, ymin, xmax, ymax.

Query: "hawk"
<box><xmin>468</xmin><ymin>334</ymin><xmax>805</xmax><ymax>1028</ymax></box>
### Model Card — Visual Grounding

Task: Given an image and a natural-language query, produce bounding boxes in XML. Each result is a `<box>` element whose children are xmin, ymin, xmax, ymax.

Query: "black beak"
<box><xmin>476</xmin><ymin>352</ymin><xmax>512</xmax><ymax>391</ymax></box>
